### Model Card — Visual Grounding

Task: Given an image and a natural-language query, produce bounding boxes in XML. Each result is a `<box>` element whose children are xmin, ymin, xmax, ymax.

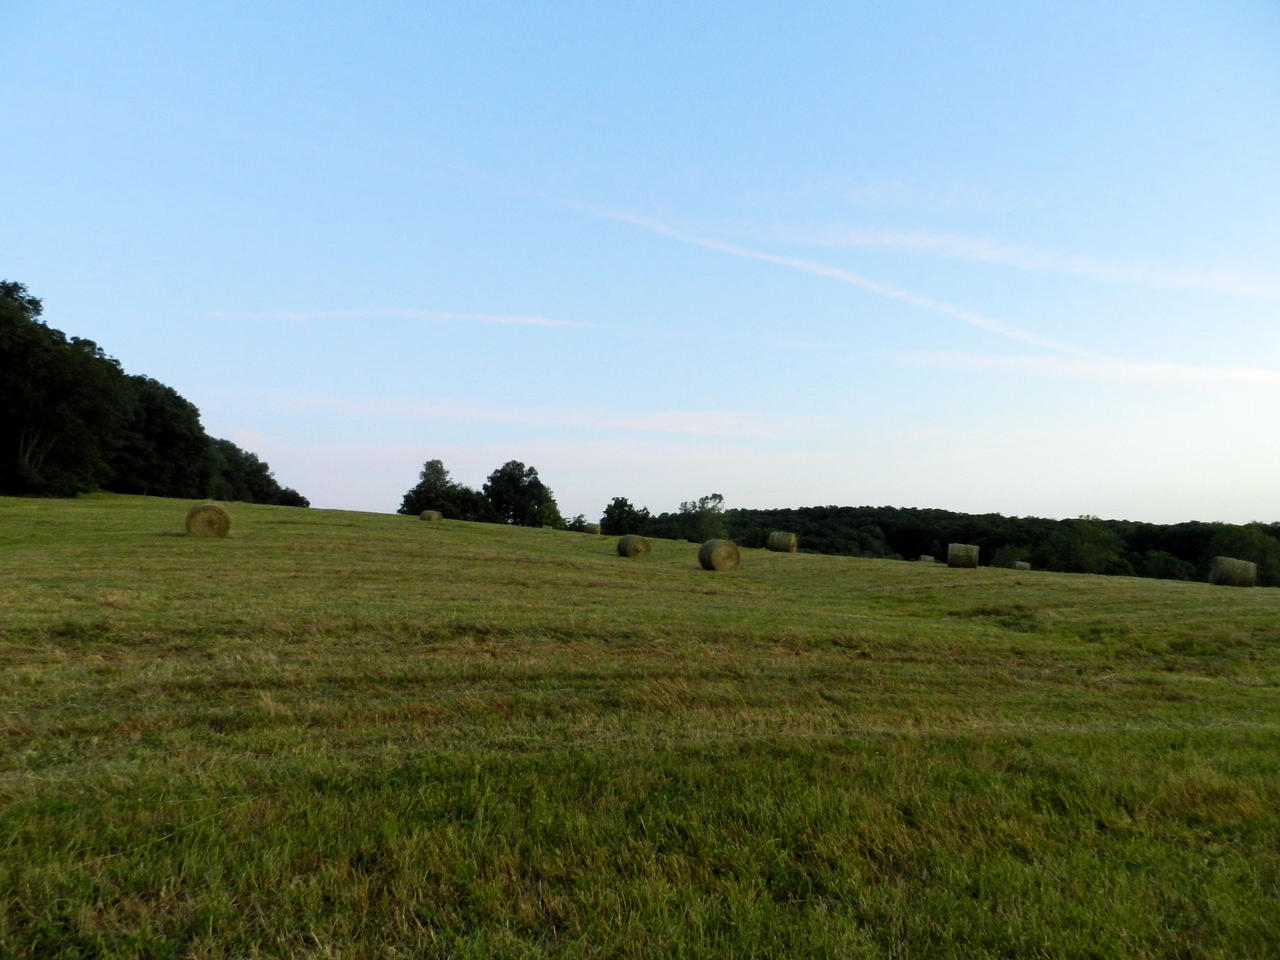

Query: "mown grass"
<box><xmin>1</xmin><ymin>493</ymin><xmax>1278</xmax><ymax>958</ymax></box>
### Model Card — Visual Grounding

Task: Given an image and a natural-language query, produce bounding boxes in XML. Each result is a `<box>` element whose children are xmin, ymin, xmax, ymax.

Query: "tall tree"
<box><xmin>107</xmin><ymin>375</ymin><xmax>213</xmax><ymax>498</ymax></box>
<box><xmin>677</xmin><ymin>493</ymin><xmax>728</xmax><ymax>542</ymax></box>
<box><xmin>398</xmin><ymin>459</ymin><xmax>497</xmax><ymax>522</ymax></box>
<box><xmin>600</xmin><ymin>496</ymin><xmax>651</xmax><ymax>536</ymax></box>
<box><xmin>482</xmin><ymin>460</ymin><xmax>562</xmax><ymax>528</ymax></box>
<box><xmin>1</xmin><ymin>280</ymin><xmax>309</xmax><ymax>505</ymax></box>
<box><xmin>1036</xmin><ymin>517</ymin><xmax>1132</xmax><ymax>575</ymax></box>
<box><xmin>208</xmin><ymin>439</ymin><xmax>308</xmax><ymax>506</ymax></box>
<box><xmin>1</xmin><ymin>282</ymin><xmax>130</xmax><ymax>495</ymax></box>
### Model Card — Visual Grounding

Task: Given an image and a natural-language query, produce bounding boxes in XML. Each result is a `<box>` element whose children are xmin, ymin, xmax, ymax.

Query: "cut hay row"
<box><xmin>185</xmin><ymin>503</ymin><xmax>231</xmax><ymax>538</ymax></box>
<box><xmin>1209</xmin><ymin>556</ymin><xmax>1257</xmax><ymax>587</ymax></box>
<box><xmin>947</xmin><ymin>543</ymin><xmax>979</xmax><ymax>568</ymax></box>
<box><xmin>699</xmin><ymin>539</ymin><xmax>740</xmax><ymax>572</ymax></box>
<box><xmin>766</xmin><ymin>531</ymin><xmax>798</xmax><ymax>553</ymax></box>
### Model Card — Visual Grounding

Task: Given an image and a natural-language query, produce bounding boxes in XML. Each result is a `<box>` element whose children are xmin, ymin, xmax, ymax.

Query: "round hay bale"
<box><xmin>918</xmin><ymin>554</ymin><xmax>936</xmax><ymax>563</ymax></box>
<box><xmin>617</xmin><ymin>535</ymin><xmax>651</xmax><ymax>558</ymax></box>
<box><xmin>766</xmin><ymin>531</ymin><xmax>798</xmax><ymax>553</ymax></box>
<box><xmin>419</xmin><ymin>510</ymin><xmax>444</xmax><ymax>522</ymax></box>
<box><xmin>185</xmin><ymin>503</ymin><xmax>230</xmax><ymax>538</ymax></box>
<box><xmin>698</xmin><ymin>539</ymin><xmax>740</xmax><ymax>571</ymax></box>
<box><xmin>583</xmin><ymin>523</ymin><xmax>601</xmax><ymax>535</ymax></box>
<box><xmin>1014</xmin><ymin>560</ymin><xmax>1032</xmax><ymax>571</ymax></box>
<box><xmin>947</xmin><ymin>543</ymin><xmax>979</xmax><ymax>568</ymax></box>
<box><xmin>1209</xmin><ymin>556</ymin><xmax>1256</xmax><ymax>587</ymax></box>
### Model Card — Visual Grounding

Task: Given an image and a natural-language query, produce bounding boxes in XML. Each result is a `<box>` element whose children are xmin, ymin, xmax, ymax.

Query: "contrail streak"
<box><xmin>594</xmin><ymin>208</ymin><xmax>1093</xmax><ymax>357</ymax></box>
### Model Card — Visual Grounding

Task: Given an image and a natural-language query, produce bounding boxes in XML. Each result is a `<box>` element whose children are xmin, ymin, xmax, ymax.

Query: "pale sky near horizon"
<box><xmin>5</xmin><ymin>0</ymin><xmax>1279</xmax><ymax>524</ymax></box>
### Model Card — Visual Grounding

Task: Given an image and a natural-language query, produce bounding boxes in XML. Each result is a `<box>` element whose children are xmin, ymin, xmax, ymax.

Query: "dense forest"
<box><xmin>724</xmin><ymin>505</ymin><xmax>1280</xmax><ymax>587</ymax></box>
<box><xmin>597</xmin><ymin>496</ymin><xmax>1280</xmax><ymax>587</ymax></box>
<box><xmin>1</xmin><ymin>281</ymin><xmax>307</xmax><ymax>506</ymax></box>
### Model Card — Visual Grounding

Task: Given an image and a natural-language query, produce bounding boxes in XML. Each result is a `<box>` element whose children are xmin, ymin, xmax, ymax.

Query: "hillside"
<box><xmin>2</xmin><ymin>494</ymin><xmax>1279</xmax><ymax>957</ymax></box>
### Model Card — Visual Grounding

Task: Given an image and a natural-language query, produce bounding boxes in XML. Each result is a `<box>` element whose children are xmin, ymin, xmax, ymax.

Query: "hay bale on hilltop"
<box><xmin>583</xmin><ymin>523</ymin><xmax>601</xmax><ymax>535</ymax></box>
<box><xmin>419</xmin><ymin>510</ymin><xmax>444</xmax><ymax>522</ymax></box>
<box><xmin>947</xmin><ymin>543</ymin><xmax>979</xmax><ymax>568</ymax></box>
<box><xmin>617</xmin><ymin>535</ymin><xmax>651</xmax><ymax>558</ymax></box>
<box><xmin>918</xmin><ymin>554</ymin><xmax>936</xmax><ymax>563</ymax></box>
<box><xmin>1014</xmin><ymin>561</ymin><xmax>1032</xmax><ymax>571</ymax></box>
<box><xmin>1209</xmin><ymin>556</ymin><xmax>1256</xmax><ymax>587</ymax></box>
<box><xmin>766</xmin><ymin>531</ymin><xmax>798</xmax><ymax>553</ymax></box>
<box><xmin>186</xmin><ymin>503</ymin><xmax>230</xmax><ymax>538</ymax></box>
<box><xmin>698</xmin><ymin>539</ymin><xmax>740</xmax><ymax>571</ymax></box>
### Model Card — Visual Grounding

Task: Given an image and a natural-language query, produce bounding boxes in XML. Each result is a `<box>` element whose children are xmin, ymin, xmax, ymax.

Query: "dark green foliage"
<box><xmin>1205</xmin><ymin>524</ymin><xmax>1280</xmax><ymax>587</ymax></box>
<box><xmin>1035</xmin><ymin>517</ymin><xmax>1133</xmax><ymax>575</ymax></box>
<box><xmin>722</xmin><ymin>505</ymin><xmax>1280</xmax><ymax>587</ymax></box>
<box><xmin>600</xmin><ymin>496</ymin><xmax>652</xmax><ymax>536</ymax></box>
<box><xmin>990</xmin><ymin>543</ymin><xmax>1031</xmax><ymax>569</ymax></box>
<box><xmin>107</xmin><ymin>376</ymin><xmax>213</xmax><ymax>498</ymax></box>
<box><xmin>1137</xmin><ymin>550</ymin><xmax>1197</xmax><ymax>581</ymax></box>
<box><xmin>397</xmin><ymin>459</ymin><xmax>498</xmax><ymax>522</ymax></box>
<box><xmin>483</xmin><ymin>460</ymin><xmax>563</xmax><ymax>528</ymax></box>
<box><xmin>1</xmin><ymin>282</ymin><xmax>130</xmax><ymax>495</ymax></box>
<box><xmin>0</xmin><ymin>280</ymin><xmax>308</xmax><ymax>506</ymax></box>
<box><xmin>724</xmin><ymin>505</ymin><xmax>895</xmax><ymax>557</ymax></box>
<box><xmin>679</xmin><ymin>492</ymin><xmax>727</xmax><ymax>543</ymax></box>
<box><xmin>208</xmin><ymin>439</ymin><xmax>309</xmax><ymax>507</ymax></box>
<box><xmin>646</xmin><ymin>493</ymin><xmax>729</xmax><ymax>543</ymax></box>
<box><xmin>398</xmin><ymin>459</ymin><xmax>565</xmax><ymax>526</ymax></box>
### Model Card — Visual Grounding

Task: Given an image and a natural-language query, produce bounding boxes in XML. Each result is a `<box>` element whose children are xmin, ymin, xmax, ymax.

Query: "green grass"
<box><xmin>2</xmin><ymin>493</ymin><xmax>1278</xmax><ymax>958</ymax></box>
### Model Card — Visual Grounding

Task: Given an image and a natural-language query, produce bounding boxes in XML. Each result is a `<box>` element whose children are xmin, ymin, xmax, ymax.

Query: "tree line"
<box><xmin>401</xmin><ymin>457</ymin><xmax>1279</xmax><ymax>587</ymax></box>
<box><xmin>398</xmin><ymin>459</ymin><xmax>564</xmax><ymax>527</ymax></box>
<box><xmin>597</xmin><ymin>495</ymin><xmax>1280</xmax><ymax>586</ymax></box>
<box><xmin>719</xmin><ymin>504</ymin><xmax>1280</xmax><ymax>586</ymax></box>
<box><xmin>1</xmin><ymin>281</ymin><xmax>308</xmax><ymax>505</ymax></box>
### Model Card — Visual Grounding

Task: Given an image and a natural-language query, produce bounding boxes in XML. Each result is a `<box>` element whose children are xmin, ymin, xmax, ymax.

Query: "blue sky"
<box><xmin>5</xmin><ymin>0</ymin><xmax>1279</xmax><ymax>522</ymax></box>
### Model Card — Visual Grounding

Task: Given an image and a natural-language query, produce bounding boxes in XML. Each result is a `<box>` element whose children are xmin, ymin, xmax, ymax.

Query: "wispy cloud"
<box><xmin>845</xmin><ymin>180</ymin><xmax>1021</xmax><ymax>214</ymax></box>
<box><xmin>585</xmin><ymin>204</ymin><xmax>1280</xmax><ymax>389</ymax></box>
<box><xmin>916</xmin><ymin>351</ymin><xmax>1280</xmax><ymax>388</ymax></box>
<box><xmin>209</xmin><ymin>309</ymin><xmax>595</xmax><ymax>328</ymax></box>
<box><xmin>761</xmin><ymin>226</ymin><xmax>1280</xmax><ymax>302</ymax></box>
<box><xmin>593</xmin><ymin>207</ymin><xmax>1090</xmax><ymax>357</ymax></box>
<box><xmin>248</xmin><ymin>392</ymin><xmax>820</xmax><ymax>440</ymax></box>
<box><xmin>593</xmin><ymin>207</ymin><xmax>1280</xmax><ymax>391</ymax></box>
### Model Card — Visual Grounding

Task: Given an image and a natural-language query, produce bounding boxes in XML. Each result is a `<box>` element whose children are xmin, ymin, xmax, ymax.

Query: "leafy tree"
<box><xmin>482</xmin><ymin>460</ymin><xmax>562</xmax><ymax>527</ymax></box>
<box><xmin>208</xmin><ymin>439</ymin><xmax>308</xmax><ymax>506</ymax></box>
<box><xmin>1035</xmin><ymin>518</ymin><xmax>1132</xmax><ymax>575</ymax></box>
<box><xmin>676</xmin><ymin>493</ymin><xmax>728</xmax><ymax>542</ymax></box>
<box><xmin>600</xmin><ymin>496</ymin><xmax>652</xmax><ymax>536</ymax></box>
<box><xmin>2</xmin><ymin>280</ymin><xmax>309</xmax><ymax>505</ymax></box>
<box><xmin>398</xmin><ymin>459</ymin><xmax>498</xmax><ymax>521</ymax></box>
<box><xmin>107</xmin><ymin>375</ymin><xmax>213</xmax><ymax>498</ymax></box>
<box><xmin>1</xmin><ymin>281</ymin><xmax>130</xmax><ymax>495</ymax></box>
<box><xmin>1136</xmin><ymin>550</ymin><xmax>1196</xmax><ymax>581</ymax></box>
<box><xmin>538</xmin><ymin>497</ymin><xmax>565</xmax><ymax>530</ymax></box>
<box><xmin>399</xmin><ymin>459</ymin><xmax>454</xmax><ymax>515</ymax></box>
<box><xmin>990</xmin><ymin>544</ymin><xmax>1031</xmax><ymax>569</ymax></box>
<box><xmin>1205</xmin><ymin>524</ymin><xmax>1280</xmax><ymax>587</ymax></box>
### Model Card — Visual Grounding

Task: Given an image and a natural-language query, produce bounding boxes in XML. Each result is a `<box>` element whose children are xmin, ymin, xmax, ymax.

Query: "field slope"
<box><xmin>2</xmin><ymin>494</ymin><xmax>1278</xmax><ymax>958</ymax></box>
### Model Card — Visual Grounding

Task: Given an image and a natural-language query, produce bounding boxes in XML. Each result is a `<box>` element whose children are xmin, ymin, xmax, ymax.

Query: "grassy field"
<box><xmin>2</xmin><ymin>493</ymin><xmax>1278</xmax><ymax>958</ymax></box>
